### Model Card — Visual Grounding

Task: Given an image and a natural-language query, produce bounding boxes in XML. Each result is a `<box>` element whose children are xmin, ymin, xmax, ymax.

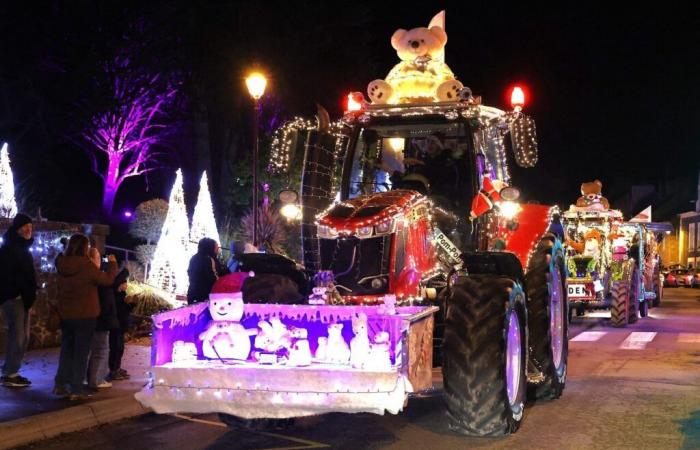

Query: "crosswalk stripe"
<box><xmin>571</xmin><ymin>331</ymin><xmax>607</xmax><ymax>342</ymax></box>
<box><xmin>619</xmin><ymin>332</ymin><xmax>657</xmax><ymax>350</ymax></box>
<box><xmin>678</xmin><ymin>333</ymin><xmax>700</xmax><ymax>343</ymax></box>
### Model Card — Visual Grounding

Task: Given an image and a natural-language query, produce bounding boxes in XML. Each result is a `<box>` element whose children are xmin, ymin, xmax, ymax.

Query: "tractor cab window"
<box><xmin>348</xmin><ymin>122</ymin><xmax>473</xmax><ymax>215</ymax></box>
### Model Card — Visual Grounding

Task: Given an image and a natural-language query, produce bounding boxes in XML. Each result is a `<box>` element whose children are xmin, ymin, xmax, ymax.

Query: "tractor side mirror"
<box><xmin>509</xmin><ymin>114</ymin><xmax>538</xmax><ymax>168</ymax></box>
<box><xmin>500</xmin><ymin>186</ymin><xmax>521</xmax><ymax>202</ymax></box>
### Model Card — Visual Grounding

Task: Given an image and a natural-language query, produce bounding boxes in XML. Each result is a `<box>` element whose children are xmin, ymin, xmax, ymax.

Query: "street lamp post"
<box><xmin>245</xmin><ymin>72</ymin><xmax>267</xmax><ymax>247</ymax></box>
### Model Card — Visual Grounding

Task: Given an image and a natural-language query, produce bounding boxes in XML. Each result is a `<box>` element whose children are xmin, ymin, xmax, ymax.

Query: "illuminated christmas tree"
<box><xmin>0</xmin><ymin>143</ymin><xmax>18</xmax><ymax>218</ymax></box>
<box><xmin>148</xmin><ymin>169</ymin><xmax>190</xmax><ymax>295</ymax></box>
<box><xmin>189</xmin><ymin>171</ymin><xmax>220</xmax><ymax>254</ymax></box>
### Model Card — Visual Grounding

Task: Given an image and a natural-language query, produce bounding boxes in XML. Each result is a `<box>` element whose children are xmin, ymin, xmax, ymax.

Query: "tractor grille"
<box><xmin>319</xmin><ymin>235</ymin><xmax>392</xmax><ymax>295</ymax></box>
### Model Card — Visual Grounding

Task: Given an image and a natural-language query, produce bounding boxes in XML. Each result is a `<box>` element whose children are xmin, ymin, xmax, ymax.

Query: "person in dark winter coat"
<box><xmin>187</xmin><ymin>238</ymin><xmax>227</xmax><ymax>305</ymax></box>
<box><xmin>108</xmin><ymin>267</ymin><xmax>131</xmax><ymax>381</ymax></box>
<box><xmin>0</xmin><ymin>213</ymin><xmax>37</xmax><ymax>388</ymax></box>
<box><xmin>86</xmin><ymin>248</ymin><xmax>121</xmax><ymax>390</ymax></box>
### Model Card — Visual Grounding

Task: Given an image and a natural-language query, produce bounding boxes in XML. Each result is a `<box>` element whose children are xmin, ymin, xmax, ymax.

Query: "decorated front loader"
<box><xmin>562</xmin><ymin>181</ymin><xmax>663</xmax><ymax>326</ymax></box>
<box><xmin>137</xmin><ymin>11</ymin><xmax>568</xmax><ymax>437</ymax></box>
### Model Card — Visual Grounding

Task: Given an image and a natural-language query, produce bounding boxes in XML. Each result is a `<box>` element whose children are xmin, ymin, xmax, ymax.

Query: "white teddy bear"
<box><xmin>254</xmin><ymin>318</ymin><xmax>291</xmax><ymax>353</ymax></box>
<box><xmin>199</xmin><ymin>293</ymin><xmax>256</xmax><ymax>360</ymax></box>
<box><xmin>367</xmin><ymin>12</ymin><xmax>463</xmax><ymax>104</ymax></box>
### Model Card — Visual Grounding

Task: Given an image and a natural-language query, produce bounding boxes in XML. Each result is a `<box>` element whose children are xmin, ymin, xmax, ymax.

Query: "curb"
<box><xmin>0</xmin><ymin>395</ymin><xmax>152</xmax><ymax>450</ymax></box>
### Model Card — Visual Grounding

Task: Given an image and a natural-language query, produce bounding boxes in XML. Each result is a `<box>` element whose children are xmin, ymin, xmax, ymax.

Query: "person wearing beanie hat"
<box><xmin>0</xmin><ymin>213</ymin><xmax>37</xmax><ymax>388</ymax></box>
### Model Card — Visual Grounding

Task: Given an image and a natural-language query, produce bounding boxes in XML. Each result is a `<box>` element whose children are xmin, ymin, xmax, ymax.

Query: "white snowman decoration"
<box><xmin>199</xmin><ymin>293</ymin><xmax>257</xmax><ymax>360</ymax></box>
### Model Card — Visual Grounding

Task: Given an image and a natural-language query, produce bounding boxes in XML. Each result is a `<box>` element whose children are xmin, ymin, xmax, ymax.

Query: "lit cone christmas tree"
<box><xmin>189</xmin><ymin>171</ymin><xmax>220</xmax><ymax>254</ymax></box>
<box><xmin>148</xmin><ymin>169</ymin><xmax>190</xmax><ymax>296</ymax></box>
<box><xmin>0</xmin><ymin>143</ymin><xmax>18</xmax><ymax>218</ymax></box>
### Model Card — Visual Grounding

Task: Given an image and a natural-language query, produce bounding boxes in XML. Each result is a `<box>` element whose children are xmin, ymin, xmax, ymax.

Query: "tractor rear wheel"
<box><xmin>628</xmin><ymin>267</ymin><xmax>640</xmax><ymax>324</ymax></box>
<box><xmin>525</xmin><ymin>235</ymin><xmax>568</xmax><ymax>400</ymax></box>
<box><xmin>610</xmin><ymin>280</ymin><xmax>628</xmax><ymax>327</ymax></box>
<box><xmin>653</xmin><ymin>276</ymin><xmax>662</xmax><ymax>307</ymax></box>
<box><xmin>442</xmin><ymin>274</ymin><xmax>527</xmax><ymax>436</ymax></box>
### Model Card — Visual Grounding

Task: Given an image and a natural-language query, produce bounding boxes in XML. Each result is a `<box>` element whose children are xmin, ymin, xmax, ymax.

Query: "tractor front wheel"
<box><xmin>442</xmin><ymin>274</ymin><xmax>527</xmax><ymax>436</ymax></box>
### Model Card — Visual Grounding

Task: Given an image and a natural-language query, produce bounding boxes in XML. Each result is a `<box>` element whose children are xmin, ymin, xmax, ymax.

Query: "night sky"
<box><xmin>1</xmin><ymin>2</ymin><xmax>699</xmax><ymax>226</ymax></box>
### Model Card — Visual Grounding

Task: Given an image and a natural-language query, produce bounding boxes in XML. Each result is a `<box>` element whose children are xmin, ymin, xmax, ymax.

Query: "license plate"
<box><xmin>567</xmin><ymin>284</ymin><xmax>589</xmax><ymax>298</ymax></box>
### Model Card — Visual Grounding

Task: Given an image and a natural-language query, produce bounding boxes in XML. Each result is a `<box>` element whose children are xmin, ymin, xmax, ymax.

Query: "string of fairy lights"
<box><xmin>268</xmin><ymin>118</ymin><xmax>349</xmax><ymax>175</ymax></box>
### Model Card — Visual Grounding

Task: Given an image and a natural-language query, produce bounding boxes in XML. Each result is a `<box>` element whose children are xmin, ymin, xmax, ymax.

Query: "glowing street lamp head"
<box><xmin>246</xmin><ymin>73</ymin><xmax>267</xmax><ymax>99</ymax></box>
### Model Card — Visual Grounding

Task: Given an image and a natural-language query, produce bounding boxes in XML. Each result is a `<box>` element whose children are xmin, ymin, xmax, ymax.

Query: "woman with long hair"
<box><xmin>54</xmin><ymin>234</ymin><xmax>117</xmax><ymax>400</ymax></box>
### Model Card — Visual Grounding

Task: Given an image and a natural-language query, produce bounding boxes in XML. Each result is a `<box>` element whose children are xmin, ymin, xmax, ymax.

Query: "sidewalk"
<box><xmin>0</xmin><ymin>342</ymin><xmax>152</xmax><ymax>449</ymax></box>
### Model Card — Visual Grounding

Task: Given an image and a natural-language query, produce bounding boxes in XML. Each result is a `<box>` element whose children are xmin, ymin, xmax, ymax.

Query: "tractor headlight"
<box><xmin>318</xmin><ymin>225</ymin><xmax>339</xmax><ymax>239</ymax></box>
<box><xmin>375</xmin><ymin>219</ymin><xmax>395</xmax><ymax>236</ymax></box>
<box><xmin>356</xmin><ymin>225</ymin><xmax>373</xmax><ymax>239</ymax></box>
<box><xmin>498</xmin><ymin>201</ymin><xmax>521</xmax><ymax>220</ymax></box>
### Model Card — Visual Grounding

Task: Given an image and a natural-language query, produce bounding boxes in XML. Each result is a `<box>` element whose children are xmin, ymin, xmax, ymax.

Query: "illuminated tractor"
<box><xmin>135</xmin><ymin>14</ymin><xmax>571</xmax><ymax>437</ymax></box>
<box><xmin>282</xmin><ymin>84</ymin><xmax>569</xmax><ymax>436</ymax></box>
<box><xmin>562</xmin><ymin>210</ymin><xmax>664</xmax><ymax>326</ymax></box>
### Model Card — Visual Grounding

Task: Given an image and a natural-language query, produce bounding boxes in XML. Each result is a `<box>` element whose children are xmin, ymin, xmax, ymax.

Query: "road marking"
<box><xmin>253</xmin><ymin>431</ymin><xmax>330</xmax><ymax>450</ymax></box>
<box><xmin>571</xmin><ymin>331</ymin><xmax>607</xmax><ymax>342</ymax></box>
<box><xmin>172</xmin><ymin>414</ymin><xmax>330</xmax><ymax>449</ymax></box>
<box><xmin>619</xmin><ymin>332</ymin><xmax>657</xmax><ymax>350</ymax></box>
<box><xmin>678</xmin><ymin>333</ymin><xmax>700</xmax><ymax>343</ymax></box>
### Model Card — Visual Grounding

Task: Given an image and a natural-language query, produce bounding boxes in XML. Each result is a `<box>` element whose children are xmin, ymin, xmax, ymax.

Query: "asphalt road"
<box><xmin>22</xmin><ymin>288</ymin><xmax>700</xmax><ymax>450</ymax></box>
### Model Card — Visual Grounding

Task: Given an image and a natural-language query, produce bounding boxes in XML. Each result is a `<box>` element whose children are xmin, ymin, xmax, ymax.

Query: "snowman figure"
<box><xmin>287</xmin><ymin>327</ymin><xmax>312</xmax><ymax>366</ymax></box>
<box><xmin>199</xmin><ymin>292</ymin><xmax>257</xmax><ymax>360</ymax></box>
<box><xmin>366</xmin><ymin>331</ymin><xmax>392</xmax><ymax>371</ymax></box>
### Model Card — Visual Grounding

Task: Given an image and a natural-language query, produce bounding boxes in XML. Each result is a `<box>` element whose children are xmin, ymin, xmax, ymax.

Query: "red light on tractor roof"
<box><xmin>346</xmin><ymin>92</ymin><xmax>364</xmax><ymax>112</ymax></box>
<box><xmin>510</xmin><ymin>86</ymin><xmax>525</xmax><ymax>109</ymax></box>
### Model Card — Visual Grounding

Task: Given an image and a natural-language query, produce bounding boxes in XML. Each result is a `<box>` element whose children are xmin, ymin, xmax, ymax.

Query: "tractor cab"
<box><xmin>308</xmin><ymin>95</ymin><xmax>545</xmax><ymax>305</ymax></box>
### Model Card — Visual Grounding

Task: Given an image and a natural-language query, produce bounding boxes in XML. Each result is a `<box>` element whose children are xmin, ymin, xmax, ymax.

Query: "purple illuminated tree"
<box><xmin>81</xmin><ymin>56</ymin><xmax>178</xmax><ymax>216</ymax></box>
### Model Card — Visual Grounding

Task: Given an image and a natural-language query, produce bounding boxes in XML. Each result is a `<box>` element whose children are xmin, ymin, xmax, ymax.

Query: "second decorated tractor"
<box><xmin>562</xmin><ymin>181</ymin><xmax>663</xmax><ymax>326</ymax></box>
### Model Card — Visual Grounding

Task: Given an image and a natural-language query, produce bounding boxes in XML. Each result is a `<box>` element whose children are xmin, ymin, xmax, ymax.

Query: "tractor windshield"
<box><xmin>346</xmin><ymin>121</ymin><xmax>475</xmax><ymax>216</ymax></box>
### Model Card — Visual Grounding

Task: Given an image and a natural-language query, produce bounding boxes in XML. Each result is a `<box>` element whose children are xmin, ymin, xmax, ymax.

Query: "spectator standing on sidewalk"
<box><xmin>0</xmin><ymin>213</ymin><xmax>37</xmax><ymax>388</ymax></box>
<box><xmin>108</xmin><ymin>266</ymin><xmax>131</xmax><ymax>381</ymax></box>
<box><xmin>54</xmin><ymin>234</ymin><xmax>117</xmax><ymax>400</ymax></box>
<box><xmin>86</xmin><ymin>247</ymin><xmax>120</xmax><ymax>390</ymax></box>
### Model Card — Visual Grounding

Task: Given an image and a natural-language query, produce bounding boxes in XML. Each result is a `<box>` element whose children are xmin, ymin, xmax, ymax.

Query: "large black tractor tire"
<box><xmin>628</xmin><ymin>268</ymin><xmax>640</xmax><ymax>324</ymax></box>
<box><xmin>525</xmin><ymin>234</ymin><xmax>568</xmax><ymax>400</ymax></box>
<box><xmin>653</xmin><ymin>276</ymin><xmax>662</xmax><ymax>307</ymax></box>
<box><xmin>432</xmin><ymin>287</ymin><xmax>449</xmax><ymax>367</ymax></box>
<box><xmin>610</xmin><ymin>280</ymin><xmax>628</xmax><ymax>327</ymax></box>
<box><xmin>218</xmin><ymin>413</ymin><xmax>295</xmax><ymax>430</ymax></box>
<box><xmin>442</xmin><ymin>274</ymin><xmax>528</xmax><ymax>436</ymax></box>
<box><xmin>639</xmin><ymin>297</ymin><xmax>649</xmax><ymax>317</ymax></box>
